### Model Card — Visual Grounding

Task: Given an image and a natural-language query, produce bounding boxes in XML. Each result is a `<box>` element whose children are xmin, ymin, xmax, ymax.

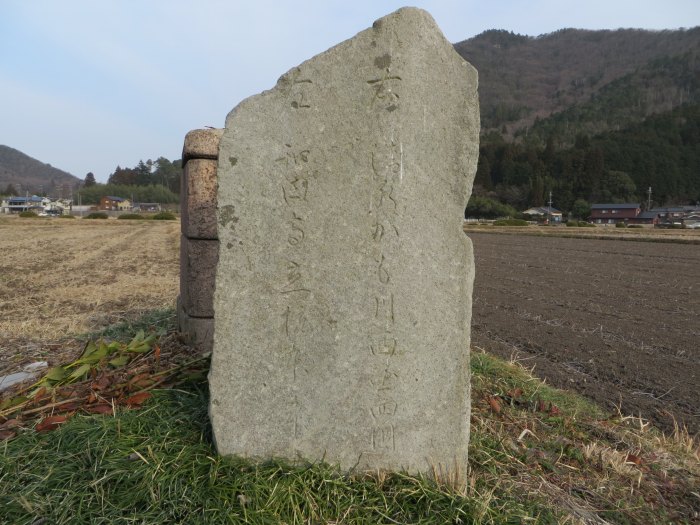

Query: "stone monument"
<box><xmin>209</xmin><ymin>7</ymin><xmax>479</xmax><ymax>476</ymax></box>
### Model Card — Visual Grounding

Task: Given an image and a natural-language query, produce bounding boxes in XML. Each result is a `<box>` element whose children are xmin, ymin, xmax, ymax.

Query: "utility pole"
<box><xmin>548</xmin><ymin>190</ymin><xmax>553</xmax><ymax>223</ymax></box>
<box><xmin>647</xmin><ymin>187</ymin><xmax>652</xmax><ymax>210</ymax></box>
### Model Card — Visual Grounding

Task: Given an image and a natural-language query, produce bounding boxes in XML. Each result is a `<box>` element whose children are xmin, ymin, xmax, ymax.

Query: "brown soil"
<box><xmin>0</xmin><ymin>217</ymin><xmax>180</xmax><ymax>374</ymax></box>
<box><xmin>468</xmin><ymin>231</ymin><xmax>700</xmax><ymax>436</ymax></box>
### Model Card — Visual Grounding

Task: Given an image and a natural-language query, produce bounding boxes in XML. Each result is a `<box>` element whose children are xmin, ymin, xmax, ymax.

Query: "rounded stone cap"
<box><xmin>182</xmin><ymin>128</ymin><xmax>224</xmax><ymax>162</ymax></box>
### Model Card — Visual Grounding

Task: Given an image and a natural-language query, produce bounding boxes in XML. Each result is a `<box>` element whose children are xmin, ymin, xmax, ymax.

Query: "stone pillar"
<box><xmin>178</xmin><ymin>128</ymin><xmax>223</xmax><ymax>353</ymax></box>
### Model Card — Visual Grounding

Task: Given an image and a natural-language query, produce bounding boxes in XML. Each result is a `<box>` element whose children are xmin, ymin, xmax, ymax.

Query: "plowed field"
<box><xmin>469</xmin><ymin>231</ymin><xmax>700</xmax><ymax>435</ymax></box>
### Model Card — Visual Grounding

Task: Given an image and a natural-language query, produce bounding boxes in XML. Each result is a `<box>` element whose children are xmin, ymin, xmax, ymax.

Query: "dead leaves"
<box><xmin>484</xmin><ymin>389</ymin><xmax>562</xmax><ymax>418</ymax></box>
<box><xmin>125</xmin><ymin>392</ymin><xmax>151</xmax><ymax>407</ymax></box>
<box><xmin>30</xmin><ymin>330</ymin><xmax>158</xmax><ymax>392</ymax></box>
<box><xmin>35</xmin><ymin>415</ymin><xmax>68</xmax><ymax>432</ymax></box>
<box><xmin>0</xmin><ymin>332</ymin><xmax>210</xmax><ymax>441</ymax></box>
<box><xmin>487</xmin><ymin>395</ymin><xmax>502</xmax><ymax>414</ymax></box>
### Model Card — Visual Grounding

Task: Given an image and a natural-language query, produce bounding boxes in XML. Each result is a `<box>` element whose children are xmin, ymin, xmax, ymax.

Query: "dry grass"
<box><xmin>464</xmin><ymin>223</ymin><xmax>700</xmax><ymax>243</ymax></box>
<box><xmin>0</xmin><ymin>217</ymin><xmax>179</xmax><ymax>371</ymax></box>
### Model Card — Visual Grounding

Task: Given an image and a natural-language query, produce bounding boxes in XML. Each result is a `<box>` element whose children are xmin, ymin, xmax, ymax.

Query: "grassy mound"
<box><xmin>84</xmin><ymin>212</ymin><xmax>109</xmax><ymax>219</ymax></box>
<box><xmin>493</xmin><ymin>218</ymin><xmax>529</xmax><ymax>226</ymax></box>
<box><xmin>150</xmin><ymin>211</ymin><xmax>176</xmax><ymax>220</ymax></box>
<box><xmin>1</xmin><ymin>316</ymin><xmax>697</xmax><ymax>524</ymax></box>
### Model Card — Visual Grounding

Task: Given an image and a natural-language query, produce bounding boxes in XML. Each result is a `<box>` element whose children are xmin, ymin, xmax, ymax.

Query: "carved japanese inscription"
<box><xmin>209</xmin><ymin>7</ymin><xmax>479</xmax><ymax>478</ymax></box>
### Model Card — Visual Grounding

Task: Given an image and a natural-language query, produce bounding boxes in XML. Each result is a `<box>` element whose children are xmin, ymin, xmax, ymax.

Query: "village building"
<box><xmin>627</xmin><ymin>211</ymin><xmax>659</xmax><ymax>226</ymax></box>
<box><xmin>98</xmin><ymin>196</ymin><xmax>131</xmax><ymax>211</ymax></box>
<box><xmin>132</xmin><ymin>202</ymin><xmax>161</xmax><ymax>212</ymax></box>
<box><xmin>1</xmin><ymin>195</ymin><xmax>46</xmax><ymax>213</ymax></box>
<box><xmin>589</xmin><ymin>203</ymin><xmax>641</xmax><ymax>224</ymax></box>
<box><xmin>522</xmin><ymin>206</ymin><xmax>563</xmax><ymax>223</ymax></box>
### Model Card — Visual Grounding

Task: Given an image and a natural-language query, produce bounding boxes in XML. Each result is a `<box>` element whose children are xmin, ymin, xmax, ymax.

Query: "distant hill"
<box><xmin>454</xmin><ymin>27</ymin><xmax>700</xmax><ymax>139</ymax></box>
<box><xmin>454</xmin><ymin>27</ymin><xmax>700</xmax><ymax>210</ymax></box>
<box><xmin>0</xmin><ymin>145</ymin><xmax>81</xmax><ymax>197</ymax></box>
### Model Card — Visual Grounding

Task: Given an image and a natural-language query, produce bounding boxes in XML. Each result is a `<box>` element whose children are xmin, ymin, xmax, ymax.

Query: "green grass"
<box><xmin>1</xmin><ymin>315</ymin><xmax>698</xmax><ymax>524</ymax></box>
<box><xmin>492</xmin><ymin>218</ymin><xmax>529</xmax><ymax>227</ymax></box>
<box><xmin>0</xmin><ymin>383</ymin><xmax>554</xmax><ymax>524</ymax></box>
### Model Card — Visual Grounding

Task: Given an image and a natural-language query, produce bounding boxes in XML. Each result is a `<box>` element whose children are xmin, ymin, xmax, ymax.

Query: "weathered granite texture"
<box><xmin>182</xmin><ymin>159</ymin><xmax>218</xmax><ymax>240</ymax></box>
<box><xmin>209</xmin><ymin>7</ymin><xmax>479</xmax><ymax>476</ymax></box>
<box><xmin>178</xmin><ymin>128</ymin><xmax>223</xmax><ymax>353</ymax></box>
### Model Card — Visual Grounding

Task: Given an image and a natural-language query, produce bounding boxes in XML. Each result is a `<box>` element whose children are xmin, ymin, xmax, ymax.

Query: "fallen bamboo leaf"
<box><xmin>0</xmin><ymin>418</ymin><xmax>21</xmax><ymax>429</ymax></box>
<box><xmin>44</xmin><ymin>367</ymin><xmax>67</xmax><ymax>382</ymax></box>
<box><xmin>0</xmin><ymin>396</ymin><xmax>28</xmax><ymax>411</ymax></box>
<box><xmin>487</xmin><ymin>395</ymin><xmax>502</xmax><ymax>414</ymax></box>
<box><xmin>85</xmin><ymin>403</ymin><xmax>114</xmax><ymax>415</ymax></box>
<box><xmin>128</xmin><ymin>373</ymin><xmax>151</xmax><ymax>386</ymax></box>
<box><xmin>56</xmin><ymin>401</ymin><xmax>83</xmax><ymax>413</ymax></box>
<box><xmin>33</xmin><ymin>387</ymin><xmax>48</xmax><ymax>400</ymax></box>
<box><xmin>507</xmin><ymin>388</ymin><xmax>524</xmax><ymax>399</ymax></box>
<box><xmin>0</xmin><ymin>429</ymin><xmax>16</xmax><ymax>440</ymax></box>
<box><xmin>125</xmin><ymin>392</ymin><xmax>151</xmax><ymax>407</ymax></box>
<box><xmin>109</xmin><ymin>354</ymin><xmax>130</xmax><ymax>368</ymax></box>
<box><xmin>626</xmin><ymin>453</ymin><xmax>642</xmax><ymax>465</ymax></box>
<box><xmin>35</xmin><ymin>415</ymin><xmax>68</xmax><ymax>432</ymax></box>
<box><xmin>68</xmin><ymin>363</ymin><xmax>92</xmax><ymax>381</ymax></box>
<box><xmin>91</xmin><ymin>374</ymin><xmax>111</xmax><ymax>392</ymax></box>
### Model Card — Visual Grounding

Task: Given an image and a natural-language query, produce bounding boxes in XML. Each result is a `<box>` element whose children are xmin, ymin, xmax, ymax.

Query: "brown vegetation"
<box><xmin>0</xmin><ymin>217</ymin><xmax>179</xmax><ymax>371</ymax></box>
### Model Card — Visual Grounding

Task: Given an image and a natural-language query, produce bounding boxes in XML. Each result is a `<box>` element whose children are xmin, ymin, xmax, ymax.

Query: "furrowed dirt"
<box><xmin>468</xmin><ymin>231</ymin><xmax>700</xmax><ymax>435</ymax></box>
<box><xmin>0</xmin><ymin>218</ymin><xmax>179</xmax><ymax>372</ymax></box>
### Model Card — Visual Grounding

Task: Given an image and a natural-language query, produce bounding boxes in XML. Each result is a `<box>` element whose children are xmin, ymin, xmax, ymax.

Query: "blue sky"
<box><xmin>1</xmin><ymin>0</ymin><xmax>698</xmax><ymax>183</ymax></box>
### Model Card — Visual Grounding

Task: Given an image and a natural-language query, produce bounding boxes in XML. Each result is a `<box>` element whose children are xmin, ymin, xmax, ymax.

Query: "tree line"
<box><xmin>469</xmin><ymin>103</ymin><xmax>700</xmax><ymax>217</ymax></box>
<box><xmin>76</xmin><ymin>158</ymin><xmax>182</xmax><ymax>205</ymax></box>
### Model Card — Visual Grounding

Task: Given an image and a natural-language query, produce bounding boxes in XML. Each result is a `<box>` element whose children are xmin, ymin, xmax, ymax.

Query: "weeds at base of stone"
<box><xmin>1</xmin><ymin>325</ymin><xmax>698</xmax><ymax>524</ymax></box>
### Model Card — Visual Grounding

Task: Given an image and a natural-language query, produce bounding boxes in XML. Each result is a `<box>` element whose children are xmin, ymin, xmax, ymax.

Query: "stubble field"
<box><xmin>0</xmin><ymin>217</ymin><xmax>179</xmax><ymax>373</ymax></box>
<box><xmin>2</xmin><ymin>218</ymin><xmax>698</xmax><ymax>438</ymax></box>
<box><xmin>468</xmin><ymin>230</ymin><xmax>700</xmax><ymax>435</ymax></box>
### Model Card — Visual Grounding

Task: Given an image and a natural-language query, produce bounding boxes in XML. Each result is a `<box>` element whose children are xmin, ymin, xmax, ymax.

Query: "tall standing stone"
<box><xmin>209</xmin><ymin>7</ymin><xmax>479</xmax><ymax>476</ymax></box>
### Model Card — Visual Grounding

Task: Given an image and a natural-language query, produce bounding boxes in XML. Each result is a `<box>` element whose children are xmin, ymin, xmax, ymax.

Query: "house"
<box><xmin>684</xmin><ymin>211</ymin><xmax>700</xmax><ymax>229</ymax></box>
<box><xmin>651</xmin><ymin>206</ymin><xmax>700</xmax><ymax>227</ymax></box>
<box><xmin>522</xmin><ymin>206</ymin><xmax>563</xmax><ymax>223</ymax></box>
<box><xmin>132</xmin><ymin>202</ymin><xmax>161</xmax><ymax>212</ymax></box>
<box><xmin>99</xmin><ymin>196</ymin><xmax>131</xmax><ymax>211</ymax></box>
<box><xmin>627</xmin><ymin>211</ymin><xmax>659</xmax><ymax>226</ymax></box>
<box><xmin>2</xmin><ymin>195</ymin><xmax>45</xmax><ymax>213</ymax></box>
<box><xmin>41</xmin><ymin>199</ymin><xmax>72</xmax><ymax>216</ymax></box>
<box><xmin>589</xmin><ymin>203</ymin><xmax>641</xmax><ymax>225</ymax></box>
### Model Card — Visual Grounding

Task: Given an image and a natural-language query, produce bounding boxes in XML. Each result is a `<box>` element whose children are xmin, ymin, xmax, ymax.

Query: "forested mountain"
<box><xmin>455</xmin><ymin>27</ymin><xmax>700</xmax><ymax>213</ymax></box>
<box><xmin>455</xmin><ymin>27</ymin><xmax>700</xmax><ymax>136</ymax></box>
<box><xmin>0</xmin><ymin>145</ymin><xmax>81</xmax><ymax>197</ymax></box>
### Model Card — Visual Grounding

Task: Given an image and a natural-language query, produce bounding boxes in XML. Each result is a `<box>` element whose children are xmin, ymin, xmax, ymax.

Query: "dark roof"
<box><xmin>637</xmin><ymin>211</ymin><xmax>658</xmax><ymax>219</ymax></box>
<box><xmin>523</xmin><ymin>206</ymin><xmax>562</xmax><ymax>215</ymax></box>
<box><xmin>8</xmin><ymin>196</ymin><xmax>43</xmax><ymax>203</ymax></box>
<box><xmin>650</xmin><ymin>207</ymin><xmax>692</xmax><ymax>212</ymax></box>
<box><xmin>591</xmin><ymin>203</ymin><xmax>640</xmax><ymax>209</ymax></box>
<box><xmin>104</xmin><ymin>196</ymin><xmax>125</xmax><ymax>201</ymax></box>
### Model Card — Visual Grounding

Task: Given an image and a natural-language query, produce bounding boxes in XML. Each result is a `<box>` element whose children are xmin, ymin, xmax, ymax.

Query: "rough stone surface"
<box><xmin>182</xmin><ymin>128</ymin><xmax>224</xmax><ymax>162</ymax></box>
<box><xmin>177</xmin><ymin>297</ymin><xmax>215</xmax><ymax>353</ymax></box>
<box><xmin>210</xmin><ymin>7</ymin><xmax>479</xmax><ymax>475</ymax></box>
<box><xmin>182</xmin><ymin>159</ymin><xmax>218</xmax><ymax>239</ymax></box>
<box><xmin>179</xmin><ymin>236</ymin><xmax>218</xmax><ymax>318</ymax></box>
